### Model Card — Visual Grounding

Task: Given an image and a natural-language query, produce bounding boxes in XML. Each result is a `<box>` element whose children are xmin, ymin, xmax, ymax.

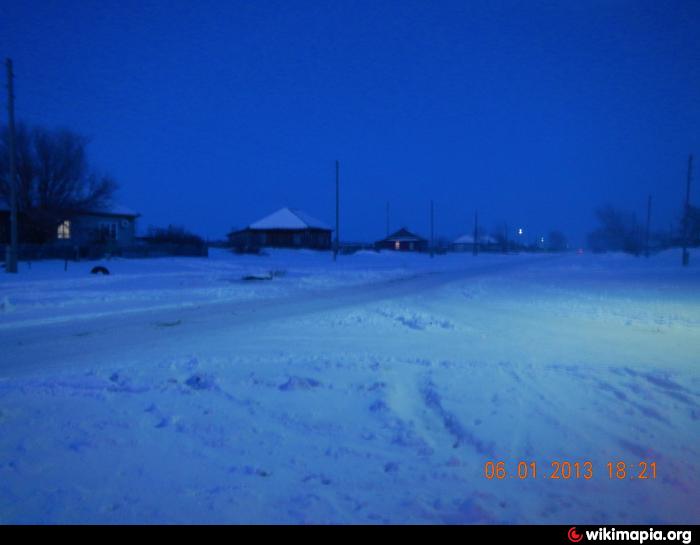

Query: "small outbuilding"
<box><xmin>451</xmin><ymin>233</ymin><xmax>500</xmax><ymax>252</ymax></box>
<box><xmin>375</xmin><ymin>227</ymin><xmax>428</xmax><ymax>252</ymax></box>
<box><xmin>228</xmin><ymin>207</ymin><xmax>332</xmax><ymax>251</ymax></box>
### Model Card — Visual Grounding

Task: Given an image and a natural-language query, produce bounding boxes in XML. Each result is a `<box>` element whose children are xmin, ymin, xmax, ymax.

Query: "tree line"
<box><xmin>587</xmin><ymin>204</ymin><xmax>699</xmax><ymax>255</ymax></box>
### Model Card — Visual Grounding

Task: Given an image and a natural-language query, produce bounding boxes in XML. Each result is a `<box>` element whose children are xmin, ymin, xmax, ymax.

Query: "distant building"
<box><xmin>451</xmin><ymin>233</ymin><xmax>500</xmax><ymax>252</ymax></box>
<box><xmin>228</xmin><ymin>207</ymin><xmax>332</xmax><ymax>251</ymax></box>
<box><xmin>375</xmin><ymin>227</ymin><xmax>428</xmax><ymax>252</ymax></box>
<box><xmin>0</xmin><ymin>201</ymin><xmax>139</xmax><ymax>247</ymax></box>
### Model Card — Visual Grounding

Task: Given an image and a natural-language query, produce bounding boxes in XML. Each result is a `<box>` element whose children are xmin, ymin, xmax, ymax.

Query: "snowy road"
<box><xmin>1</xmin><ymin>250</ymin><xmax>698</xmax><ymax>523</ymax></box>
<box><xmin>0</xmin><ymin>255</ymin><xmax>552</xmax><ymax>377</ymax></box>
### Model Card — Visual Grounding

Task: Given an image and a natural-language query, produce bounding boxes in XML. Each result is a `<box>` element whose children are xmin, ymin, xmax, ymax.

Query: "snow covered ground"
<box><xmin>0</xmin><ymin>248</ymin><xmax>698</xmax><ymax>523</ymax></box>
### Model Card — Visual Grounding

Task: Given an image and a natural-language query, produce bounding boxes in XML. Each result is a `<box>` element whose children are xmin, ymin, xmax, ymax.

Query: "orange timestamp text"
<box><xmin>483</xmin><ymin>460</ymin><xmax>657</xmax><ymax>480</ymax></box>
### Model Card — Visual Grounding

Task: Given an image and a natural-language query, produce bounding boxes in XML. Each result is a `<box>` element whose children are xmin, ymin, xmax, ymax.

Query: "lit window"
<box><xmin>394</xmin><ymin>241</ymin><xmax>400</xmax><ymax>250</ymax></box>
<box><xmin>57</xmin><ymin>220</ymin><xmax>71</xmax><ymax>240</ymax></box>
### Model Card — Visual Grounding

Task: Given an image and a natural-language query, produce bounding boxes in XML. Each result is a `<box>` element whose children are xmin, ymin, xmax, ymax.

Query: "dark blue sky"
<box><xmin>3</xmin><ymin>0</ymin><xmax>699</xmax><ymax>245</ymax></box>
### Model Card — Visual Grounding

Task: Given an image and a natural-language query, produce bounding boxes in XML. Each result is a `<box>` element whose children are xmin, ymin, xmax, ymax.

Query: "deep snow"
<box><xmin>0</xmin><ymin>249</ymin><xmax>698</xmax><ymax>523</ymax></box>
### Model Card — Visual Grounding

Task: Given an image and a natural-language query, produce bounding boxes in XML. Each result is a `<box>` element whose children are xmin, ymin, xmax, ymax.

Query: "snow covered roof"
<box><xmin>0</xmin><ymin>199</ymin><xmax>138</xmax><ymax>217</ymax></box>
<box><xmin>87</xmin><ymin>202</ymin><xmax>139</xmax><ymax>217</ymax></box>
<box><xmin>248</xmin><ymin>207</ymin><xmax>331</xmax><ymax>231</ymax></box>
<box><xmin>454</xmin><ymin>233</ymin><xmax>498</xmax><ymax>244</ymax></box>
<box><xmin>380</xmin><ymin>227</ymin><xmax>426</xmax><ymax>242</ymax></box>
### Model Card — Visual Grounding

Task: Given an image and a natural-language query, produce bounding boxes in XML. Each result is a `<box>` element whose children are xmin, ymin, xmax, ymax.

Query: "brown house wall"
<box><xmin>375</xmin><ymin>239</ymin><xmax>428</xmax><ymax>252</ymax></box>
<box><xmin>229</xmin><ymin>228</ymin><xmax>332</xmax><ymax>250</ymax></box>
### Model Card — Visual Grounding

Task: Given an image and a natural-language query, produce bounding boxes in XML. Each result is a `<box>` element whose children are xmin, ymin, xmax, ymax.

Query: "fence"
<box><xmin>1</xmin><ymin>242</ymin><xmax>208</xmax><ymax>262</ymax></box>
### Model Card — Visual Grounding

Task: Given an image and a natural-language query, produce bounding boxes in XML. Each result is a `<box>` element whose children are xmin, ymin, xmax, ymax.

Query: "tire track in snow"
<box><xmin>0</xmin><ymin>256</ymin><xmax>557</xmax><ymax>377</ymax></box>
<box><xmin>419</xmin><ymin>379</ymin><xmax>496</xmax><ymax>457</ymax></box>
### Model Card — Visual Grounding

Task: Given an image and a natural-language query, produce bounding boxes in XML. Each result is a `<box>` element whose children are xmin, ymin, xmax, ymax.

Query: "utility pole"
<box><xmin>5</xmin><ymin>58</ymin><xmax>18</xmax><ymax>273</ymax></box>
<box><xmin>472</xmin><ymin>210</ymin><xmax>479</xmax><ymax>256</ymax></box>
<box><xmin>334</xmin><ymin>160</ymin><xmax>339</xmax><ymax>261</ymax></box>
<box><xmin>386</xmin><ymin>201</ymin><xmax>390</xmax><ymax>236</ymax></box>
<box><xmin>682</xmin><ymin>154</ymin><xmax>693</xmax><ymax>267</ymax></box>
<box><xmin>645</xmin><ymin>194</ymin><xmax>652</xmax><ymax>258</ymax></box>
<box><xmin>429</xmin><ymin>200</ymin><xmax>434</xmax><ymax>258</ymax></box>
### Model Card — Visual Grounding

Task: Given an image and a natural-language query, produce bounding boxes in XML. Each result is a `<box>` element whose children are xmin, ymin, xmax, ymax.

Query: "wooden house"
<box><xmin>375</xmin><ymin>227</ymin><xmax>428</xmax><ymax>252</ymax></box>
<box><xmin>0</xmin><ymin>200</ymin><xmax>139</xmax><ymax>247</ymax></box>
<box><xmin>228</xmin><ymin>207</ymin><xmax>332</xmax><ymax>251</ymax></box>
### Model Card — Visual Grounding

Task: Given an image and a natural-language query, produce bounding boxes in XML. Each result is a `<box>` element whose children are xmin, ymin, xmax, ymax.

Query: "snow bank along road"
<box><xmin>0</xmin><ymin>250</ymin><xmax>698</xmax><ymax>523</ymax></box>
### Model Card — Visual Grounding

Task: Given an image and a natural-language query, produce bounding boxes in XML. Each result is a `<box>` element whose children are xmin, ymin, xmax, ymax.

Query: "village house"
<box><xmin>228</xmin><ymin>207</ymin><xmax>332</xmax><ymax>251</ymax></box>
<box><xmin>0</xmin><ymin>201</ymin><xmax>139</xmax><ymax>248</ymax></box>
<box><xmin>55</xmin><ymin>204</ymin><xmax>139</xmax><ymax>247</ymax></box>
<box><xmin>375</xmin><ymin>227</ymin><xmax>428</xmax><ymax>252</ymax></box>
<box><xmin>451</xmin><ymin>233</ymin><xmax>500</xmax><ymax>252</ymax></box>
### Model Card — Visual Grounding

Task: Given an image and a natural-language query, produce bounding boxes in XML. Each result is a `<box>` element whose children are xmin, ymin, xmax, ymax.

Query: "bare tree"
<box><xmin>587</xmin><ymin>206</ymin><xmax>643</xmax><ymax>255</ymax></box>
<box><xmin>0</xmin><ymin>124</ymin><xmax>117</xmax><ymax>242</ymax></box>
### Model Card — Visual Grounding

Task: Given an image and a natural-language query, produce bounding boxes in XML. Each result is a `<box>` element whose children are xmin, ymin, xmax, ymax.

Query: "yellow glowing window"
<box><xmin>394</xmin><ymin>241</ymin><xmax>400</xmax><ymax>250</ymax></box>
<box><xmin>57</xmin><ymin>220</ymin><xmax>71</xmax><ymax>240</ymax></box>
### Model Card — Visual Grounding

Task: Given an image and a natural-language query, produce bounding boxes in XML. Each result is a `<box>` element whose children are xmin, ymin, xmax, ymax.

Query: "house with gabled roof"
<box><xmin>0</xmin><ymin>199</ymin><xmax>139</xmax><ymax>247</ymax></box>
<box><xmin>375</xmin><ymin>227</ymin><xmax>428</xmax><ymax>252</ymax></box>
<box><xmin>227</xmin><ymin>207</ymin><xmax>332</xmax><ymax>251</ymax></box>
<box><xmin>56</xmin><ymin>203</ymin><xmax>140</xmax><ymax>247</ymax></box>
<box><xmin>451</xmin><ymin>232</ymin><xmax>500</xmax><ymax>252</ymax></box>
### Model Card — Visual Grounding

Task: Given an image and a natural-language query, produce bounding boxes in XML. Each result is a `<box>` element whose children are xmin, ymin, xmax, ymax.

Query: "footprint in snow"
<box><xmin>278</xmin><ymin>376</ymin><xmax>321</xmax><ymax>391</ymax></box>
<box><xmin>384</xmin><ymin>462</ymin><xmax>399</xmax><ymax>473</ymax></box>
<box><xmin>242</xmin><ymin>466</ymin><xmax>271</xmax><ymax>477</ymax></box>
<box><xmin>369</xmin><ymin>400</ymin><xmax>389</xmax><ymax>413</ymax></box>
<box><xmin>302</xmin><ymin>474</ymin><xmax>332</xmax><ymax>485</ymax></box>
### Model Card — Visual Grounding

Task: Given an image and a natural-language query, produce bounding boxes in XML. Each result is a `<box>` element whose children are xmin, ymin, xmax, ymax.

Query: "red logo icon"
<box><xmin>568</xmin><ymin>527</ymin><xmax>584</xmax><ymax>543</ymax></box>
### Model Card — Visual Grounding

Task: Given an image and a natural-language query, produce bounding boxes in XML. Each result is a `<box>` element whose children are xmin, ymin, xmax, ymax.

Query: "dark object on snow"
<box><xmin>242</xmin><ymin>269</ymin><xmax>286</xmax><ymax>281</ymax></box>
<box><xmin>185</xmin><ymin>374</ymin><xmax>215</xmax><ymax>390</ymax></box>
<box><xmin>155</xmin><ymin>320</ymin><xmax>181</xmax><ymax>327</ymax></box>
<box><xmin>242</xmin><ymin>273</ymin><xmax>273</xmax><ymax>281</ymax></box>
<box><xmin>91</xmin><ymin>265</ymin><xmax>110</xmax><ymax>275</ymax></box>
